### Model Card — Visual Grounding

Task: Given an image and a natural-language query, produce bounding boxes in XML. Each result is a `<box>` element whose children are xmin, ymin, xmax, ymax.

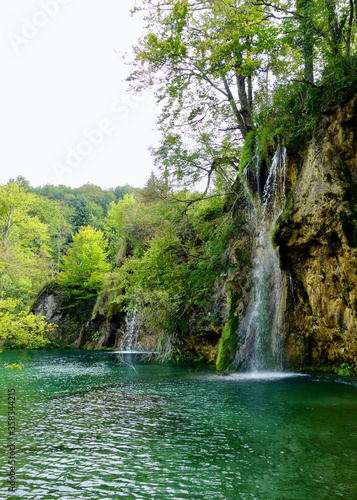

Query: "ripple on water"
<box><xmin>1</xmin><ymin>351</ymin><xmax>357</xmax><ymax>500</ymax></box>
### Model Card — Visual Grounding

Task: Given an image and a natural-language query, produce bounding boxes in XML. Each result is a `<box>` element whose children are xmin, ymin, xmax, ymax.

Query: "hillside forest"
<box><xmin>1</xmin><ymin>0</ymin><xmax>357</xmax><ymax>368</ymax></box>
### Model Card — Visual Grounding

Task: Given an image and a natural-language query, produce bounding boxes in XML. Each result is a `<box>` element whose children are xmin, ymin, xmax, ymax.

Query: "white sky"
<box><xmin>0</xmin><ymin>0</ymin><xmax>159</xmax><ymax>189</ymax></box>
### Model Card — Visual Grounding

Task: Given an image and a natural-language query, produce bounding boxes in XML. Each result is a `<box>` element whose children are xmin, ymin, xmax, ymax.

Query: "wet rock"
<box><xmin>275</xmin><ymin>94</ymin><xmax>357</xmax><ymax>369</ymax></box>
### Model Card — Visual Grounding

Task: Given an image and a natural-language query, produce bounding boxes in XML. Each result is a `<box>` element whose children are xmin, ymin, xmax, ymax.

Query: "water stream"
<box><xmin>241</xmin><ymin>148</ymin><xmax>287</xmax><ymax>370</ymax></box>
<box><xmin>120</xmin><ymin>306</ymin><xmax>139</xmax><ymax>351</ymax></box>
<box><xmin>1</xmin><ymin>349</ymin><xmax>357</xmax><ymax>499</ymax></box>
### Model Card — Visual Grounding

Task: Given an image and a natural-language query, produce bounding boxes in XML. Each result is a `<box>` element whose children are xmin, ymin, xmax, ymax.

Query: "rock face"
<box><xmin>33</xmin><ymin>97</ymin><xmax>357</xmax><ymax>369</ymax></box>
<box><xmin>33</xmin><ymin>291</ymin><xmax>80</xmax><ymax>345</ymax></box>
<box><xmin>34</xmin><ymin>287</ymin><xmax>163</xmax><ymax>351</ymax></box>
<box><xmin>174</xmin><ymin>232</ymin><xmax>253</xmax><ymax>364</ymax></box>
<box><xmin>274</xmin><ymin>94</ymin><xmax>357</xmax><ymax>369</ymax></box>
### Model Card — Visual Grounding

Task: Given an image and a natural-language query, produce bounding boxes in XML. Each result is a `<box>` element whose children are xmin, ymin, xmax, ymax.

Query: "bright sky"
<box><xmin>0</xmin><ymin>0</ymin><xmax>159</xmax><ymax>189</ymax></box>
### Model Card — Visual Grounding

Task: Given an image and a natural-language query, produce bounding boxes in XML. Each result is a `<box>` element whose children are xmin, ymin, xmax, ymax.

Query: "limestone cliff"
<box><xmin>274</xmin><ymin>94</ymin><xmax>357</xmax><ymax>369</ymax></box>
<box><xmin>33</xmin><ymin>97</ymin><xmax>357</xmax><ymax>370</ymax></box>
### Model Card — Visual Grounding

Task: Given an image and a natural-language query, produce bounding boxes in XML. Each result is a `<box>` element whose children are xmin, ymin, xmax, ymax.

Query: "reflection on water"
<box><xmin>0</xmin><ymin>349</ymin><xmax>357</xmax><ymax>499</ymax></box>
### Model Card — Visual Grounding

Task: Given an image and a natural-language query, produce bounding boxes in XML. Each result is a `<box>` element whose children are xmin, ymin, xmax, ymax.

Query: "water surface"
<box><xmin>1</xmin><ymin>349</ymin><xmax>357</xmax><ymax>499</ymax></box>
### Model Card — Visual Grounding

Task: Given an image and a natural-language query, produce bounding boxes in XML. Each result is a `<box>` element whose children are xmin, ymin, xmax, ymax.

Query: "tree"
<box><xmin>129</xmin><ymin>0</ymin><xmax>280</xmax><ymax>189</ymax></box>
<box><xmin>260</xmin><ymin>0</ymin><xmax>357</xmax><ymax>81</ymax></box>
<box><xmin>58</xmin><ymin>226</ymin><xmax>110</xmax><ymax>302</ymax></box>
<box><xmin>142</xmin><ymin>171</ymin><xmax>169</xmax><ymax>202</ymax></box>
<box><xmin>112</xmin><ymin>184</ymin><xmax>137</xmax><ymax>201</ymax></box>
<box><xmin>130</xmin><ymin>0</ymin><xmax>357</xmax><ymax>197</ymax></box>
<box><xmin>0</xmin><ymin>182</ymin><xmax>53</xmax><ymax>304</ymax></box>
<box><xmin>0</xmin><ymin>298</ymin><xmax>55</xmax><ymax>349</ymax></box>
<box><xmin>27</xmin><ymin>192</ymin><xmax>73</xmax><ymax>268</ymax></box>
<box><xmin>72</xmin><ymin>196</ymin><xmax>94</xmax><ymax>233</ymax></box>
<box><xmin>74</xmin><ymin>184</ymin><xmax>115</xmax><ymax>213</ymax></box>
<box><xmin>0</xmin><ymin>181</ymin><xmax>31</xmax><ymax>242</ymax></box>
<box><xmin>104</xmin><ymin>194</ymin><xmax>142</xmax><ymax>259</ymax></box>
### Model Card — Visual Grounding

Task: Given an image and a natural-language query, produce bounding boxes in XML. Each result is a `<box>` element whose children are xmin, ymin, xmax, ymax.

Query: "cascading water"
<box><xmin>120</xmin><ymin>304</ymin><xmax>140</xmax><ymax>351</ymax></box>
<box><xmin>241</xmin><ymin>148</ymin><xmax>287</xmax><ymax>371</ymax></box>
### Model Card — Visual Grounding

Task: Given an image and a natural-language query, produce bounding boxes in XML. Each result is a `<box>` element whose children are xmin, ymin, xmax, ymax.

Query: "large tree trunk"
<box><xmin>236</xmin><ymin>74</ymin><xmax>254</xmax><ymax>132</ymax></box>
<box><xmin>222</xmin><ymin>75</ymin><xmax>249</xmax><ymax>138</ymax></box>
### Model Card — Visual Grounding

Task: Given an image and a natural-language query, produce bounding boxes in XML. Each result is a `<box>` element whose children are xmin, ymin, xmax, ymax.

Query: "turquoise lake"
<box><xmin>1</xmin><ymin>349</ymin><xmax>357</xmax><ymax>499</ymax></box>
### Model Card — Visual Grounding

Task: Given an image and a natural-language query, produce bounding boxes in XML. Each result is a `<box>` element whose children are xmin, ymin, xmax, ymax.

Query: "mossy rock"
<box><xmin>216</xmin><ymin>293</ymin><xmax>240</xmax><ymax>371</ymax></box>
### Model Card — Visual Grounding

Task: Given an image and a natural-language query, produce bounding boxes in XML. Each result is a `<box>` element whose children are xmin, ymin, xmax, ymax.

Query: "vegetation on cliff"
<box><xmin>0</xmin><ymin>181</ymin><xmax>137</xmax><ymax>348</ymax></box>
<box><xmin>1</xmin><ymin>1</ymin><xmax>357</xmax><ymax>372</ymax></box>
<box><xmin>127</xmin><ymin>0</ymin><xmax>357</xmax><ymax>369</ymax></box>
<box><xmin>0</xmin><ymin>176</ymin><xmax>249</xmax><ymax>356</ymax></box>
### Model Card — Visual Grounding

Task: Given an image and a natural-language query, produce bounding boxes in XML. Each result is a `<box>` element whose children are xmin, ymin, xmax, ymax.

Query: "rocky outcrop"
<box><xmin>33</xmin><ymin>290</ymin><xmax>81</xmax><ymax>345</ymax></box>
<box><xmin>34</xmin><ymin>286</ymin><xmax>163</xmax><ymax>351</ymax></box>
<box><xmin>274</xmin><ymin>94</ymin><xmax>357</xmax><ymax>369</ymax></box>
<box><xmin>173</xmin><ymin>233</ymin><xmax>253</xmax><ymax>365</ymax></box>
<box><xmin>34</xmin><ymin>97</ymin><xmax>357</xmax><ymax>369</ymax></box>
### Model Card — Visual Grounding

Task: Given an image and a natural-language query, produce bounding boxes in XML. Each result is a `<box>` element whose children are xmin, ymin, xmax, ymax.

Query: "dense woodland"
<box><xmin>0</xmin><ymin>175</ymin><xmax>242</xmax><ymax>352</ymax></box>
<box><xmin>1</xmin><ymin>0</ymin><xmax>357</xmax><ymax>357</ymax></box>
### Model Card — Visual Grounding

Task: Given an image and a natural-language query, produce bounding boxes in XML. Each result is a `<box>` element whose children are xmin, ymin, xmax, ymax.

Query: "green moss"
<box><xmin>239</xmin><ymin>123</ymin><xmax>288</xmax><ymax>204</ymax></box>
<box><xmin>239</xmin><ymin>131</ymin><xmax>257</xmax><ymax>177</ymax></box>
<box><xmin>239</xmin><ymin>132</ymin><xmax>262</xmax><ymax>202</ymax></box>
<box><xmin>259</xmin><ymin>122</ymin><xmax>284</xmax><ymax>159</ymax></box>
<box><xmin>271</xmin><ymin>192</ymin><xmax>294</xmax><ymax>249</ymax></box>
<box><xmin>216</xmin><ymin>293</ymin><xmax>240</xmax><ymax>371</ymax></box>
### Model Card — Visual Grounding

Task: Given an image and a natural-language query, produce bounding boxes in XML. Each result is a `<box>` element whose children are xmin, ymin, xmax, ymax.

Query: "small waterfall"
<box><xmin>241</xmin><ymin>148</ymin><xmax>287</xmax><ymax>371</ymax></box>
<box><xmin>120</xmin><ymin>305</ymin><xmax>140</xmax><ymax>351</ymax></box>
<box><xmin>243</xmin><ymin>138</ymin><xmax>263</xmax><ymax>198</ymax></box>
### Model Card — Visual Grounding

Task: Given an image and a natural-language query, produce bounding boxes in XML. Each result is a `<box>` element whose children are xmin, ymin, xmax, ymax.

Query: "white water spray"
<box><xmin>120</xmin><ymin>305</ymin><xmax>140</xmax><ymax>351</ymax></box>
<box><xmin>242</xmin><ymin>148</ymin><xmax>287</xmax><ymax>371</ymax></box>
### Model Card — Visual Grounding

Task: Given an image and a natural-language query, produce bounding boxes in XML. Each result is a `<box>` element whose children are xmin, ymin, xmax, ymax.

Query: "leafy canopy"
<box><xmin>0</xmin><ymin>298</ymin><xmax>55</xmax><ymax>349</ymax></box>
<box><xmin>58</xmin><ymin>226</ymin><xmax>111</xmax><ymax>302</ymax></box>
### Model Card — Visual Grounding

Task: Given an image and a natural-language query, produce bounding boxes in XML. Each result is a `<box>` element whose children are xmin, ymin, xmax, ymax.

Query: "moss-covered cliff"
<box><xmin>273</xmin><ymin>94</ymin><xmax>357</xmax><ymax>370</ymax></box>
<box><xmin>32</xmin><ymin>96</ymin><xmax>357</xmax><ymax>373</ymax></box>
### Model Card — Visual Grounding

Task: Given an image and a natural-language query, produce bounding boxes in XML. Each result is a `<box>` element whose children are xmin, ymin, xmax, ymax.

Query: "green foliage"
<box><xmin>321</xmin><ymin>56</ymin><xmax>357</xmax><ymax>101</ymax></box>
<box><xmin>130</xmin><ymin>0</ymin><xmax>357</xmax><ymax>197</ymax></box>
<box><xmin>335</xmin><ymin>363</ymin><xmax>356</xmax><ymax>376</ymax></box>
<box><xmin>35</xmin><ymin>183</ymin><xmax>131</xmax><ymax>212</ymax></box>
<box><xmin>0</xmin><ymin>298</ymin><xmax>55</xmax><ymax>349</ymax></box>
<box><xmin>4</xmin><ymin>362</ymin><xmax>24</xmax><ymax>370</ymax></box>
<box><xmin>92</xmin><ymin>331</ymin><xmax>101</xmax><ymax>343</ymax></box>
<box><xmin>0</xmin><ymin>181</ymin><xmax>55</xmax><ymax>306</ymax></box>
<box><xmin>129</xmin><ymin>0</ymin><xmax>282</xmax><ymax>191</ymax></box>
<box><xmin>103</xmin><ymin>184</ymin><xmax>245</xmax><ymax>341</ymax></box>
<box><xmin>167</xmin><ymin>349</ymin><xmax>191</xmax><ymax>362</ymax></box>
<box><xmin>104</xmin><ymin>194</ymin><xmax>140</xmax><ymax>259</ymax></box>
<box><xmin>216</xmin><ymin>294</ymin><xmax>240</xmax><ymax>372</ymax></box>
<box><xmin>239</xmin><ymin>131</ymin><xmax>258</xmax><ymax>177</ymax></box>
<box><xmin>72</xmin><ymin>196</ymin><xmax>94</xmax><ymax>233</ymax></box>
<box><xmin>58</xmin><ymin>226</ymin><xmax>110</xmax><ymax>304</ymax></box>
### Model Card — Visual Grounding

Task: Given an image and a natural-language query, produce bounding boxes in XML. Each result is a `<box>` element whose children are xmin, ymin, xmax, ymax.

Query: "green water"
<box><xmin>0</xmin><ymin>350</ymin><xmax>357</xmax><ymax>499</ymax></box>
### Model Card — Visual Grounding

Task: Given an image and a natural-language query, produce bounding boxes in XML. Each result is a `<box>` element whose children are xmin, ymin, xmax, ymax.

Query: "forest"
<box><xmin>3</xmin><ymin>2</ymin><xmax>357</xmax><ymax>498</ymax></box>
<box><xmin>0</xmin><ymin>174</ymin><xmax>243</xmax><ymax>358</ymax></box>
<box><xmin>1</xmin><ymin>0</ymin><xmax>357</xmax><ymax>368</ymax></box>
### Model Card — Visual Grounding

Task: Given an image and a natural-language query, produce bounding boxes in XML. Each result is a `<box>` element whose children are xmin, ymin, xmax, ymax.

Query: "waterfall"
<box><xmin>120</xmin><ymin>304</ymin><xmax>140</xmax><ymax>351</ymax></box>
<box><xmin>241</xmin><ymin>148</ymin><xmax>287</xmax><ymax>371</ymax></box>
